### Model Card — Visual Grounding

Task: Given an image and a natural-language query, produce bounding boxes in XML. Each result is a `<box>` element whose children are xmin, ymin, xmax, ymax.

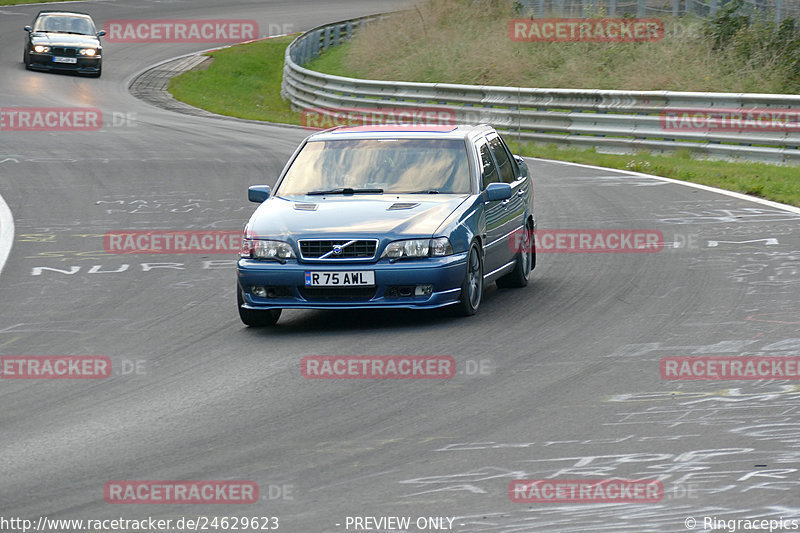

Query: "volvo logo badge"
<box><xmin>332</xmin><ymin>245</ymin><xmax>343</xmax><ymax>255</ymax></box>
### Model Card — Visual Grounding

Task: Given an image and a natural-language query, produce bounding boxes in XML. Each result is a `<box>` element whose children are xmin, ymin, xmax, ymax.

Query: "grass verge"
<box><xmin>167</xmin><ymin>33</ymin><xmax>800</xmax><ymax>207</ymax></box>
<box><xmin>508</xmin><ymin>143</ymin><xmax>800</xmax><ymax>207</ymax></box>
<box><xmin>168</xmin><ymin>35</ymin><xmax>301</xmax><ymax>126</ymax></box>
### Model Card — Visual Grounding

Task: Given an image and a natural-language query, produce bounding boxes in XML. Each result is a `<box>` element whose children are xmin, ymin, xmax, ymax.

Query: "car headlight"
<box><xmin>382</xmin><ymin>237</ymin><xmax>454</xmax><ymax>259</ymax></box>
<box><xmin>240</xmin><ymin>239</ymin><xmax>295</xmax><ymax>260</ymax></box>
<box><xmin>79</xmin><ymin>48</ymin><xmax>98</xmax><ymax>56</ymax></box>
<box><xmin>33</xmin><ymin>45</ymin><xmax>50</xmax><ymax>53</ymax></box>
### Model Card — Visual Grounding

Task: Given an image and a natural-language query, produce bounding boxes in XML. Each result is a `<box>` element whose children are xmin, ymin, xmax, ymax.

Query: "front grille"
<box><xmin>299</xmin><ymin>287</ymin><xmax>377</xmax><ymax>301</ymax></box>
<box><xmin>51</xmin><ymin>47</ymin><xmax>78</xmax><ymax>57</ymax></box>
<box><xmin>299</xmin><ymin>239</ymin><xmax>378</xmax><ymax>260</ymax></box>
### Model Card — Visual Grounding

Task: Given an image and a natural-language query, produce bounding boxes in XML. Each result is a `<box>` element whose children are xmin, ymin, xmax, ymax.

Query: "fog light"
<box><xmin>252</xmin><ymin>286</ymin><xmax>267</xmax><ymax>298</ymax></box>
<box><xmin>415</xmin><ymin>284</ymin><xmax>433</xmax><ymax>296</ymax></box>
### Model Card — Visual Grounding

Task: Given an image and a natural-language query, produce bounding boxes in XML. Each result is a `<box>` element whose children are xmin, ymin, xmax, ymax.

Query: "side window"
<box><xmin>488</xmin><ymin>136</ymin><xmax>515</xmax><ymax>183</ymax></box>
<box><xmin>479</xmin><ymin>142</ymin><xmax>498</xmax><ymax>190</ymax></box>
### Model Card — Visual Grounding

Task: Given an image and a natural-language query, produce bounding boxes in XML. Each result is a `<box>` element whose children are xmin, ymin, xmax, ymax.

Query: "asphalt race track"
<box><xmin>1</xmin><ymin>1</ymin><xmax>800</xmax><ymax>532</ymax></box>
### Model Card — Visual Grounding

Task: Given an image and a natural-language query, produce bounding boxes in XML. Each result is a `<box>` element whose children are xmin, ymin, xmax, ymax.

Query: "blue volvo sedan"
<box><xmin>236</xmin><ymin>124</ymin><xmax>535</xmax><ymax>326</ymax></box>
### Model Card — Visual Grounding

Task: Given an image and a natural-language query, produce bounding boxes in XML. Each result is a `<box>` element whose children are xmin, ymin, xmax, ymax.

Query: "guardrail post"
<box><xmin>672</xmin><ymin>0</ymin><xmax>680</xmax><ymax>16</ymax></box>
<box><xmin>637</xmin><ymin>0</ymin><xmax>646</xmax><ymax>17</ymax></box>
<box><xmin>710</xmin><ymin>0</ymin><xmax>718</xmax><ymax>16</ymax></box>
<box><xmin>609</xmin><ymin>0</ymin><xmax>617</xmax><ymax>16</ymax></box>
<box><xmin>311</xmin><ymin>30</ymin><xmax>320</xmax><ymax>60</ymax></box>
<box><xmin>775</xmin><ymin>0</ymin><xmax>783</xmax><ymax>23</ymax></box>
<box><xmin>537</xmin><ymin>0</ymin><xmax>545</xmax><ymax>17</ymax></box>
<box><xmin>322</xmin><ymin>27</ymin><xmax>331</xmax><ymax>52</ymax></box>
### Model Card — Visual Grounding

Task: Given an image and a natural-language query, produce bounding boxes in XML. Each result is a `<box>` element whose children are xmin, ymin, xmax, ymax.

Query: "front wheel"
<box><xmin>237</xmin><ymin>286</ymin><xmax>281</xmax><ymax>327</ymax></box>
<box><xmin>454</xmin><ymin>242</ymin><xmax>483</xmax><ymax>316</ymax></box>
<box><xmin>497</xmin><ymin>220</ymin><xmax>534</xmax><ymax>288</ymax></box>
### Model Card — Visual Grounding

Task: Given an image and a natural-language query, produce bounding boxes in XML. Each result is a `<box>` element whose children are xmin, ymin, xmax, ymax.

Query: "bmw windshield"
<box><xmin>34</xmin><ymin>15</ymin><xmax>96</xmax><ymax>35</ymax></box>
<box><xmin>276</xmin><ymin>139</ymin><xmax>472</xmax><ymax>196</ymax></box>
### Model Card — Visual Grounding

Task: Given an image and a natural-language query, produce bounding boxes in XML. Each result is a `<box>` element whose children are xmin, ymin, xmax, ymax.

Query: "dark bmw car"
<box><xmin>24</xmin><ymin>11</ymin><xmax>105</xmax><ymax>77</ymax></box>
<box><xmin>237</xmin><ymin>124</ymin><xmax>536</xmax><ymax>326</ymax></box>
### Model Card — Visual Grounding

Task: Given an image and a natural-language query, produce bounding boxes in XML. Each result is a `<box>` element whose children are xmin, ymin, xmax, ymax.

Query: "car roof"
<box><xmin>308</xmin><ymin>123</ymin><xmax>496</xmax><ymax>143</ymax></box>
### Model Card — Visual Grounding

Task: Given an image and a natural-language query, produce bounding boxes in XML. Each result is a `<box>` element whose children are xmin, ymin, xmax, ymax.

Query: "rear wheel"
<box><xmin>497</xmin><ymin>219</ymin><xmax>534</xmax><ymax>288</ymax></box>
<box><xmin>454</xmin><ymin>242</ymin><xmax>483</xmax><ymax>316</ymax></box>
<box><xmin>237</xmin><ymin>285</ymin><xmax>281</xmax><ymax>327</ymax></box>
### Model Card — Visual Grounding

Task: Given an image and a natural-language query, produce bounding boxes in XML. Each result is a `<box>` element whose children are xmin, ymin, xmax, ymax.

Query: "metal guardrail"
<box><xmin>282</xmin><ymin>16</ymin><xmax>800</xmax><ymax>163</ymax></box>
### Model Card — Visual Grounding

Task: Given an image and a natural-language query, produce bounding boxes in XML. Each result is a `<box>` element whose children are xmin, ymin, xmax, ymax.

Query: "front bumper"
<box><xmin>237</xmin><ymin>252</ymin><xmax>468</xmax><ymax>310</ymax></box>
<box><xmin>28</xmin><ymin>52</ymin><xmax>101</xmax><ymax>73</ymax></box>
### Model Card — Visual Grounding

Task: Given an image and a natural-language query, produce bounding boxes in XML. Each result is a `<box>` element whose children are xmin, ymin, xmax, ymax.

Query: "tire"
<box><xmin>237</xmin><ymin>285</ymin><xmax>281</xmax><ymax>327</ymax></box>
<box><xmin>497</xmin><ymin>219</ymin><xmax>534</xmax><ymax>288</ymax></box>
<box><xmin>454</xmin><ymin>242</ymin><xmax>483</xmax><ymax>316</ymax></box>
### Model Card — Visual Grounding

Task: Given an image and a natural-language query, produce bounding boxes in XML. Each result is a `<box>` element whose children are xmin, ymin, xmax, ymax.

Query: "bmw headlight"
<box><xmin>382</xmin><ymin>237</ymin><xmax>454</xmax><ymax>259</ymax></box>
<box><xmin>79</xmin><ymin>48</ymin><xmax>98</xmax><ymax>56</ymax></box>
<box><xmin>33</xmin><ymin>45</ymin><xmax>50</xmax><ymax>53</ymax></box>
<box><xmin>240</xmin><ymin>239</ymin><xmax>295</xmax><ymax>260</ymax></box>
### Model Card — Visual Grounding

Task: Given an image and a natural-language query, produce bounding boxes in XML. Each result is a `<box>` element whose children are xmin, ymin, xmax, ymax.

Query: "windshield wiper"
<box><xmin>306</xmin><ymin>187</ymin><xmax>384</xmax><ymax>195</ymax></box>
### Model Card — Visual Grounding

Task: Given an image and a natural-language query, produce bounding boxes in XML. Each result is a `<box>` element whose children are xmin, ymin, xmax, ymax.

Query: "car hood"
<box><xmin>30</xmin><ymin>32</ymin><xmax>100</xmax><ymax>48</ymax></box>
<box><xmin>246</xmin><ymin>194</ymin><xmax>470</xmax><ymax>239</ymax></box>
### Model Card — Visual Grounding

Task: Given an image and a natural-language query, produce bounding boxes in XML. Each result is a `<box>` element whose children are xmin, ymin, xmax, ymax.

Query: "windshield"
<box><xmin>276</xmin><ymin>139</ymin><xmax>471</xmax><ymax>196</ymax></box>
<box><xmin>34</xmin><ymin>15</ymin><xmax>96</xmax><ymax>35</ymax></box>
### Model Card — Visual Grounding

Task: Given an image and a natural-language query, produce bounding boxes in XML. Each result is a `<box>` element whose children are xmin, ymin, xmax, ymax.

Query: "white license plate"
<box><xmin>53</xmin><ymin>56</ymin><xmax>77</xmax><ymax>64</ymax></box>
<box><xmin>305</xmin><ymin>271</ymin><xmax>375</xmax><ymax>287</ymax></box>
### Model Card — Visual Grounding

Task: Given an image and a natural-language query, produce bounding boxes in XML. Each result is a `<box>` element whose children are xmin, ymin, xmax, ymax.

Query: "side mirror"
<box><xmin>485</xmin><ymin>182</ymin><xmax>512</xmax><ymax>202</ymax></box>
<box><xmin>248</xmin><ymin>185</ymin><xmax>271</xmax><ymax>203</ymax></box>
<box><xmin>97</xmin><ymin>30</ymin><xmax>106</xmax><ymax>37</ymax></box>
<box><xmin>24</xmin><ymin>25</ymin><xmax>32</xmax><ymax>32</ymax></box>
